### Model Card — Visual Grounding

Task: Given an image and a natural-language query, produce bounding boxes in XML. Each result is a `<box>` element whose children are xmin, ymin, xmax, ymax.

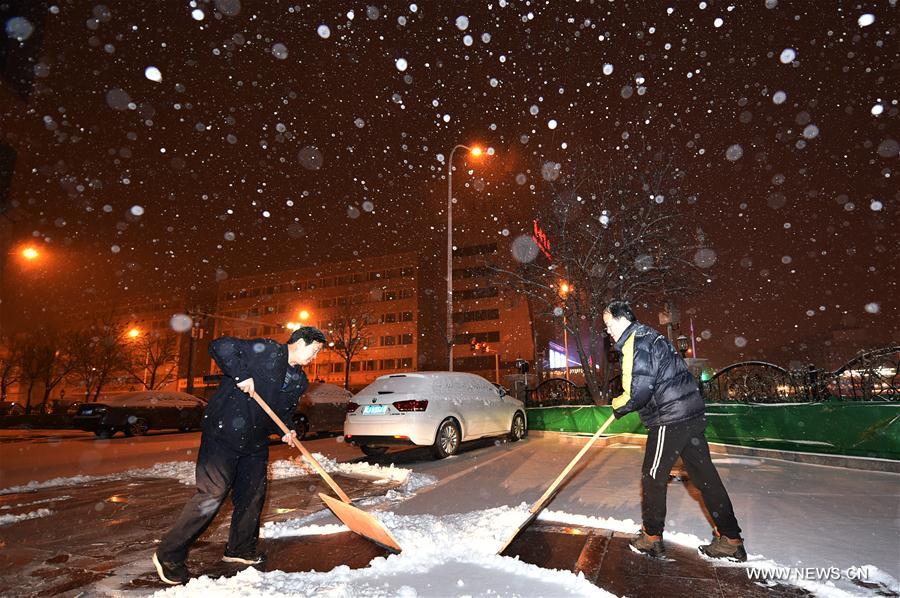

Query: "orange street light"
<box><xmin>128</xmin><ymin>327</ymin><xmax>141</xmax><ymax>339</ymax></box>
<box><xmin>559</xmin><ymin>282</ymin><xmax>572</xmax><ymax>297</ymax></box>
<box><xmin>21</xmin><ymin>246</ymin><xmax>40</xmax><ymax>261</ymax></box>
<box><xmin>446</xmin><ymin>142</ymin><xmax>492</xmax><ymax>371</ymax></box>
<box><xmin>299</xmin><ymin>309</ymin><xmax>310</xmax><ymax>322</ymax></box>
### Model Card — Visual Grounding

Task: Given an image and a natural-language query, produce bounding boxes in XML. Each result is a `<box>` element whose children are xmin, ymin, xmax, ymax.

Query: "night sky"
<box><xmin>1</xmin><ymin>0</ymin><xmax>896</xmax><ymax>368</ymax></box>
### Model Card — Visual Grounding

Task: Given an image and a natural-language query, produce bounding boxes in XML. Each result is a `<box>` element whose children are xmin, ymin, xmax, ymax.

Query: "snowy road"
<box><xmin>0</xmin><ymin>430</ymin><xmax>897</xmax><ymax>596</ymax></box>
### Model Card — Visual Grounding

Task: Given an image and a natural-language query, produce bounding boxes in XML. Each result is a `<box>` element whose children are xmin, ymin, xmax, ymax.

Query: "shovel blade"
<box><xmin>319</xmin><ymin>493</ymin><xmax>403</xmax><ymax>554</ymax></box>
<box><xmin>497</xmin><ymin>511</ymin><xmax>539</xmax><ymax>555</ymax></box>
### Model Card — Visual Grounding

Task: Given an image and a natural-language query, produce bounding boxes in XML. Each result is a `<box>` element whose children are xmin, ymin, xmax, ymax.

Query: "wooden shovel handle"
<box><xmin>528</xmin><ymin>413</ymin><xmax>616</xmax><ymax>514</ymax></box>
<box><xmin>249</xmin><ymin>389</ymin><xmax>352</xmax><ymax>504</ymax></box>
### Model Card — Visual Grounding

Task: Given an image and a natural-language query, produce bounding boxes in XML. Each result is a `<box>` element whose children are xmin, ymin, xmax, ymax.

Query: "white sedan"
<box><xmin>343</xmin><ymin>372</ymin><xmax>527</xmax><ymax>459</ymax></box>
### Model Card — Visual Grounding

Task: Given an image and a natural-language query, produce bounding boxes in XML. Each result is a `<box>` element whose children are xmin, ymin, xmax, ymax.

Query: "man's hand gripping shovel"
<box><xmin>249</xmin><ymin>390</ymin><xmax>403</xmax><ymax>553</ymax></box>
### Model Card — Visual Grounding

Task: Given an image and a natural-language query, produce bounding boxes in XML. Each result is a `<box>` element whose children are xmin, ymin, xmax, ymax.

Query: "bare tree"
<box><xmin>325</xmin><ymin>299</ymin><xmax>373</xmax><ymax>390</ymax></box>
<box><xmin>123</xmin><ymin>331</ymin><xmax>179</xmax><ymax>390</ymax></box>
<box><xmin>68</xmin><ymin>319</ymin><xmax>131</xmax><ymax>401</ymax></box>
<box><xmin>18</xmin><ymin>333</ymin><xmax>59</xmax><ymax>414</ymax></box>
<box><xmin>0</xmin><ymin>334</ymin><xmax>23</xmax><ymax>402</ymax></box>
<box><xmin>491</xmin><ymin>150</ymin><xmax>708</xmax><ymax>404</ymax></box>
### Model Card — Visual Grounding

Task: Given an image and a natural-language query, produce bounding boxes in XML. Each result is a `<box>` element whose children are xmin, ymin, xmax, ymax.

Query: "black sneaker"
<box><xmin>699</xmin><ymin>534</ymin><xmax>747</xmax><ymax>562</ymax></box>
<box><xmin>629</xmin><ymin>530</ymin><xmax>666</xmax><ymax>558</ymax></box>
<box><xmin>152</xmin><ymin>552</ymin><xmax>190</xmax><ymax>585</ymax></box>
<box><xmin>222</xmin><ymin>551</ymin><xmax>267</xmax><ymax>566</ymax></box>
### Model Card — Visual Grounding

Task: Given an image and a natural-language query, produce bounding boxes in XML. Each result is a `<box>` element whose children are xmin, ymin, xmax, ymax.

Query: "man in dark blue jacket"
<box><xmin>604</xmin><ymin>300</ymin><xmax>746</xmax><ymax>562</ymax></box>
<box><xmin>152</xmin><ymin>326</ymin><xmax>326</xmax><ymax>585</ymax></box>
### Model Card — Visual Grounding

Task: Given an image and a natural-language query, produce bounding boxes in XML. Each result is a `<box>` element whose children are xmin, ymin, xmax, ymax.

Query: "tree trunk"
<box><xmin>25</xmin><ymin>380</ymin><xmax>35</xmax><ymax>414</ymax></box>
<box><xmin>344</xmin><ymin>358</ymin><xmax>351</xmax><ymax>390</ymax></box>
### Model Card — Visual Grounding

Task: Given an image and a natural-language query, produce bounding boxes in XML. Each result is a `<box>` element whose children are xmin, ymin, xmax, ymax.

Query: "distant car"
<box><xmin>293</xmin><ymin>382</ymin><xmax>353</xmax><ymax>439</ymax></box>
<box><xmin>0</xmin><ymin>401</ymin><xmax>25</xmax><ymax>416</ymax></box>
<box><xmin>344</xmin><ymin>372</ymin><xmax>527</xmax><ymax>459</ymax></box>
<box><xmin>71</xmin><ymin>391</ymin><xmax>205</xmax><ymax>438</ymax></box>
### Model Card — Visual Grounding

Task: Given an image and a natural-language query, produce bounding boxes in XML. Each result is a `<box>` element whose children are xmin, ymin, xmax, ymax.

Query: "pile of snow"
<box><xmin>160</xmin><ymin>505</ymin><xmax>613</xmax><ymax>598</ymax></box>
<box><xmin>274</xmin><ymin>453</ymin><xmax>437</xmax><ymax>496</ymax></box>
<box><xmin>0</xmin><ymin>508</ymin><xmax>53</xmax><ymax>526</ymax></box>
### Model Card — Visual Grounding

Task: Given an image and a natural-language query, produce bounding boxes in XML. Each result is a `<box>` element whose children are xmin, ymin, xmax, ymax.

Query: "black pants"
<box><xmin>157</xmin><ymin>434</ymin><xmax>268</xmax><ymax>563</ymax></box>
<box><xmin>641</xmin><ymin>416</ymin><xmax>742</xmax><ymax>539</ymax></box>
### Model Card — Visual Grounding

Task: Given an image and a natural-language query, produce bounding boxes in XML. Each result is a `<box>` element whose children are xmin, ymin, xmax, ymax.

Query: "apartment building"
<box><xmin>212</xmin><ymin>238</ymin><xmax>535</xmax><ymax>389</ymax></box>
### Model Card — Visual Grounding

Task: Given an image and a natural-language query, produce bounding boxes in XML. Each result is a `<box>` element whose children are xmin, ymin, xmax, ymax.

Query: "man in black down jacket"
<box><xmin>604</xmin><ymin>300</ymin><xmax>746</xmax><ymax>562</ymax></box>
<box><xmin>152</xmin><ymin>326</ymin><xmax>326</xmax><ymax>585</ymax></box>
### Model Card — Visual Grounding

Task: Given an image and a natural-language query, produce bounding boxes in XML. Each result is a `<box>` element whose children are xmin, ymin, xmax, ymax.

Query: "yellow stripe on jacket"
<box><xmin>611</xmin><ymin>333</ymin><xmax>635</xmax><ymax>410</ymax></box>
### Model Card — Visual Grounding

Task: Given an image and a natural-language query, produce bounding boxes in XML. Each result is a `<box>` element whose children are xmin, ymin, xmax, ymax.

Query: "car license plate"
<box><xmin>363</xmin><ymin>405</ymin><xmax>389</xmax><ymax>415</ymax></box>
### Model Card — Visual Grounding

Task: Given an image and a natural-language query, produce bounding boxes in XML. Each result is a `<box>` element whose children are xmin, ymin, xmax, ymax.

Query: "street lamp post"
<box><xmin>559</xmin><ymin>282</ymin><xmax>572</xmax><ymax>382</ymax></box>
<box><xmin>446</xmin><ymin>144</ymin><xmax>483</xmax><ymax>372</ymax></box>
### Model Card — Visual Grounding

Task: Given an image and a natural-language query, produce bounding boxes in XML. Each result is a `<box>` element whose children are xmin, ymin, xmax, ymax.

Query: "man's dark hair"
<box><xmin>288</xmin><ymin>326</ymin><xmax>327</xmax><ymax>345</ymax></box>
<box><xmin>605</xmin><ymin>299</ymin><xmax>637</xmax><ymax>322</ymax></box>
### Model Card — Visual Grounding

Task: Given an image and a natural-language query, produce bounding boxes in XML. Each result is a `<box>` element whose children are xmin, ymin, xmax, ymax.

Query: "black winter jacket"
<box><xmin>202</xmin><ymin>336</ymin><xmax>308</xmax><ymax>454</ymax></box>
<box><xmin>610</xmin><ymin>322</ymin><xmax>705</xmax><ymax>428</ymax></box>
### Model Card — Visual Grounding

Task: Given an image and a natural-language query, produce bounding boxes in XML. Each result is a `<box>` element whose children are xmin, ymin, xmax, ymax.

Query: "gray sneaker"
<box><xmin>629</xmin><ymin>530</ymin><xmax>666</xmax><ymax>558</ymax></box>
<box><xmin>699</xmin><ymin>534</ymin><xmax>747</xmax><ymax>562</ymax></box>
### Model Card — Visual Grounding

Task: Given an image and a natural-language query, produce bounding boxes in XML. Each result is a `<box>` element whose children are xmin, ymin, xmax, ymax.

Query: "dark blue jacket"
<box><xmin>202</xmin><ymin>337</ymin><xmax>308</xmax><ymax>454</ymax></box>
<box><xmin>611</xmin><ymin>322</ymin><xmax>705</xmax><ymax>428</ymax></box>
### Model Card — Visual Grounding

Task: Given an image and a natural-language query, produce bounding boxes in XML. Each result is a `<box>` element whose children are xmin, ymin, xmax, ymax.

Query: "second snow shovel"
<box><xmin>498</xmin><ymin>413</ymin><xmax>617</xmax><ymax>554</ymax></box>
<box><xmin>250</xmin><ymin>390</ymin><xmax>403</xmax><ymax>553</ymax></box>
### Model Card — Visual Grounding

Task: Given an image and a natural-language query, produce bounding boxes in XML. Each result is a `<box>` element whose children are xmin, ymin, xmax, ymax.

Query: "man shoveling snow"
<box><xmin>603</xmin><ymin>299</ymin><xmax>746</xmax><ymax>562</ymax></box>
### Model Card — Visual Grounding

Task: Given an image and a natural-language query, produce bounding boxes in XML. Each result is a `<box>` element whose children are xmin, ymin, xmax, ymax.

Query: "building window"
<box><xmin>452</xmin><ymin>309</ymin><xmax>500</xmax><ymax>324</ymax></box>
<box><xmin>400</xmin><ymin>288</ymin><xmax>414</xmax><ymax>299</ymax></box>
<box><xmin>456</xmin><ymin>287</ymin><xmax>499</xmax><ymax>301</ymax></box>
<box><xmin>453</xmin><ymin>331</ymin><xmax>500</xmax><ymax>344</ymax></box>
<box><xmin>453</xmin><ymin>243</ymin><xmax>498</xmax><ymax>257</ymax></box>
<box><xmin>399</xmin><ymin>333</ymin><xmax>413</xmax><ymax>345</ymax></box>
<box><xmin>350</xmin><ymin>361</ymin><xmax>361</xmax><ymax>372</ymax></box>
<box><xmin>380</xmin><ymin>359</ymin><xmax>396</xmax><ymax>370</ymax></box>
<box><xmin>381</xmin><ymin>313</ymin><xmax>397</xmax><ymax>324</ymax></box>
<box><xmin>453</xmin><ymin>266</ymin><xmax>492</xmax><ymax>279</ymax></box>
<box><xmin>399</xmin><ymin>311</ymin><xmax>414</xmax><ymax>322</ymax></box>
<box><xmin>399</xmin><ymin>357</ymin><xmax>413</xmax><ymax>368</ymax></box>
<box><xmin>400</xmin><ymin>267</ymin><xmax>416</xmax><ymax>277</ymax></box>
<box><xmin>365</xmin><ymin>360</ymin><xmax>378</xmax><ymax>371</ymax></box>
<box><xmin>332</xmin><ymin>362</ymin><xmax>344</xmax><ymax>373</ymax></box>
<box><xmin>381</xmin><ymin>335</ymin><xmax>396</xmax><ymax>346</ymax></box>
<box><xmin>249</xmin><ymin>327</ymin><xmax>258</xmax><ymax>337</ymax></box>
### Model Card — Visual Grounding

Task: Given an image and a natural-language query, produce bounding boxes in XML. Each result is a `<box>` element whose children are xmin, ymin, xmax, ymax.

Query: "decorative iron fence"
<box><xmin>525</xmin><ymin>346</ymin><xmax>899</xmax><ymax>406</ymax></box>
<box><xmin>703</xmin><ymin>346</ymin><xmax>899</xmax><ymax>403</ymax></box>
<box><xmin>524</xmin><ymin>377</ymin><xmax>592</xmax><ymax>408</ymax></box>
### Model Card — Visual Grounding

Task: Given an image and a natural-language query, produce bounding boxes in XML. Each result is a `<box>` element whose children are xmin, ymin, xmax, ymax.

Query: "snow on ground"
<box><xmin>0</xmin><ymin>453</ymin><xmax>433</xmax><ymax>497</ymax></box>
<box><xmin>538</xmin><ymin>510</ymin><xmax>898</xmax><ymax>598</ymax></box>
<box><xmin>159</xmin><ymin>505</ymin><xmax>613</xmax><ymax>598</ymax></box>
<box><xmin>0</xmin><ymin>508</ymin><xmax>53</xmax><ymax>526</ymax></box>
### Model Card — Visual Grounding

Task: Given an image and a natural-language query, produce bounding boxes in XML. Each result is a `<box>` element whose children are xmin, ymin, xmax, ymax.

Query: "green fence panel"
<box><xmin>526</xmin><ymin>403</ymin><xmax>900</xmax><ymax>461</ymax></box>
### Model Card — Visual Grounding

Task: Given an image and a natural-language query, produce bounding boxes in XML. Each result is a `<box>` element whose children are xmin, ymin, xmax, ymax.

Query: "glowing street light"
<box><xmin>446</xmin><ymin>143</ymin><xmax>489</xmax><ymax>371</ymax></box>
<box><xmin>128</xmin><ymin>327</ymin><xmax>141</xmax><ymax>339</ymax></box>
<box><xmin>21</xmin><ymin>246</ymin><xmax>40</xmax><ymax>261</ymax></box>
<box><xmin>558</xmin><ymin>281</ymin><xmax>572</xmax><ymax>381</ymax></box>
<box><xmin>299</xmin><ymin>309</ymin><xmax>310</xmax><ymax>322</ymax></box>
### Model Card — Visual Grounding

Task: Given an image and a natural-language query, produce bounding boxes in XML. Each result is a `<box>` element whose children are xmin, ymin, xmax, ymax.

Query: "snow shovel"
<box><xmin>498</xmin><ymin>413</ymin><xmax>617</xmax><ymax>554</ymax></box>
<box><xmin>249</xmin><ymin>390</ymin><xmax>403</xmax><ymax>553</ymax></box>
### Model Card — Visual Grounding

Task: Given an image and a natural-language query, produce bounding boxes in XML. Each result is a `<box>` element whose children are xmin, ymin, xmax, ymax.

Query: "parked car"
<box><xmin>293</xmin><ymin>382</ymin><xmax>353</xmax><ymax>439</ymax></box>
<box><xmin>71</xmin><ymin>391</ymin><xmax>206</xmax><ymax>438</ymax></box>
<box><xmin>343</xmin><ymin>372</ymin><xmax>527</xmax><ymax>459</ymax></box>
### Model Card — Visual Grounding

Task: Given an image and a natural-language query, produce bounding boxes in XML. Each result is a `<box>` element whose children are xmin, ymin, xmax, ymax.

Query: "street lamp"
<box><xmin>446</xmin><ymin>143</ymin><xmax>486</xmax><ymax>371</ymax></box>
<box><xmin>21</xmin><ymin>246</ymin><xmax>40</xmax><ymax>261</ymax></box>
<box><xmin>558</xmin><ymin>282</ymin><xmax>572</xmax><ymax>382</ymax></box>
<box><xmin>676</xmin><ymin>334</ymin><xmax>689</xmax><ymax>358</ymax></box>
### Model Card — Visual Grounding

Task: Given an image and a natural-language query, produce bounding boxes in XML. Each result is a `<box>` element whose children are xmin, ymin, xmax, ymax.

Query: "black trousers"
<box><xmin>157</xmin><ymin>434</ymin><xmax>268</xmax><ymax>563</ymax></box>
<box><xmin>641</xmin><ymin>416</ymin><xmax>742</xmax><ymax>539</ymax></box>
